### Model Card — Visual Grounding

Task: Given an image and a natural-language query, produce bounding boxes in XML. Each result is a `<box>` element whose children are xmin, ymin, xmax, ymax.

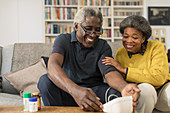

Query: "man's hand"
<box><xmin>71</xmin><ymin>86</ymin><xmax>103</xmax><ymax>112</ymax></box>
<box><xmin>121</xmin><ymin>84</ymin><xmax>141</xmax><ymax>107</ymax></box>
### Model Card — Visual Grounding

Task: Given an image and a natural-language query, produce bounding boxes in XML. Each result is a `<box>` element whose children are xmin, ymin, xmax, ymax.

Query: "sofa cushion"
<box><xmin>4</xmin><ymin>58</ymin><xmax>47</xmax><ymax>96</ymax></box>
<box><xmin>11</xmin><ymin>43</ymin><xmax>53</xmax><ymax>71</ymax></box>
<box><xmin>0</xmin><ymin>93</ymin><xmax>22</xmax><ymax>105</ymax></box>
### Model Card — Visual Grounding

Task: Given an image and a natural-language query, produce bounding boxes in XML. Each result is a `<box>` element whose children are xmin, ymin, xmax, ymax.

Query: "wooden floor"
<box><xmin>0</xmin><ymin>106</ymin><xmax>103</xmax><ymax>113</ymax></box>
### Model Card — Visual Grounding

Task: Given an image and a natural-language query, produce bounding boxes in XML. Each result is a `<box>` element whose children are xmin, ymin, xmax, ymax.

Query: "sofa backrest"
<box><xmin>107</xmin><ymin>41</ymin><xmax>123</xmax><ymax>58</ymax></box>
<box><xmin>11</xmin><ymin>43</ymin><xmax>53</xmax><ymax>71</ymax></box>
<box><xmin>1</xmin><ymin>43</ymin><xmax>53</xmax><ymax>94</ymax></box>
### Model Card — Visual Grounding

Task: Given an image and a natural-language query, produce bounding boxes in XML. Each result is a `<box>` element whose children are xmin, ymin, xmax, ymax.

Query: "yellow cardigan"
<box><xmin>115</xmin><ymin>40</ymin><xmax>170</xmax><ymax>89</ymax></box>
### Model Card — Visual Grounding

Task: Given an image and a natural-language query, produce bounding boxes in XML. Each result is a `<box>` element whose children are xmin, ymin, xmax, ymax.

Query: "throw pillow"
<box><xmin>4</xmin><ymin>58</ymin><xmax>47</xmax><ymax>97</ymax></box>
<box><xmin>41</xmin><ymin>56</ymin><xmax>49</xmax><ymax>68</ymax></box>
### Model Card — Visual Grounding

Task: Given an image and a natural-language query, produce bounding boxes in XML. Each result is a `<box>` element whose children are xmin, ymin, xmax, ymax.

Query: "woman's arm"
<box><xmin>102</xmin><ymin>57</ymin><xmax>127</xmax><ymax>74</ymax></box>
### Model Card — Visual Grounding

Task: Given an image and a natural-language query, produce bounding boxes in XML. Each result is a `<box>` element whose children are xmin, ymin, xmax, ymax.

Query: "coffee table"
<box><xmin>0</xmin><ymin>106</ymin><xmax>103</xmax><ymax>113</ymax></box>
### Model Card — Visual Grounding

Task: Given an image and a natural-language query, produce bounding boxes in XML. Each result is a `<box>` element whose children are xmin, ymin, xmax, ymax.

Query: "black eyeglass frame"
<box><xmin>79</xmin><ymin>23</ymin><xmax>103</xmax><ymax>36</ymax></box>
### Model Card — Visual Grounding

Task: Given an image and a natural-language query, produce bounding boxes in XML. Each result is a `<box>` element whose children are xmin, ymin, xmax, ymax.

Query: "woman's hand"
<box><xmin>102</xmin><ymin>57</ymin><xmax>126</xmax><ymax>74</ymax></box>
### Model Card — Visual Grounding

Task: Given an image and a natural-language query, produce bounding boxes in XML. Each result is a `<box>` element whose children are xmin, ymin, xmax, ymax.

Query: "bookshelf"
<box><xmin>44</xmin><ymin>0</ymin><xmax>145</xmax><ymax>43</ymax></box>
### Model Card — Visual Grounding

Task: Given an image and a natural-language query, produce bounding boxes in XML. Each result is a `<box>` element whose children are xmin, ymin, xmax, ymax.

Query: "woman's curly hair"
<box><xmin>119</xmin><ymin>15</ymin><xmax>152</xmax><ymax>41</ymax></box>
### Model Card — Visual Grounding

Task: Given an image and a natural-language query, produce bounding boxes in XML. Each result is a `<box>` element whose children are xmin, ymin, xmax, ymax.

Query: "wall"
<box><xmin>0</xmin><ymin>0</ymin><xmax>169</xmax><ymax>49</ymax></box>
<box><xmin>0</xmin><ymin>0</ymin><xmax>18</xmax><ymax>46</ymax></box>
<box><xmin>146</xmin><ymin>0</ymin><xmax>170</xmax><ymax>49</ymax></box>
<box><xmin>0</xmin><ymin>0</ymin><xmax>43</xmax><ymax>46</ymax></box>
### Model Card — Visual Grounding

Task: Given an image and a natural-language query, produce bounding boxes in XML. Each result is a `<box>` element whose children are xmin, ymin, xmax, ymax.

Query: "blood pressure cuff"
<box><xmin>98</xmin><ymin>55</ymin><xmax>118</xmax><ymax>78</ymax></box>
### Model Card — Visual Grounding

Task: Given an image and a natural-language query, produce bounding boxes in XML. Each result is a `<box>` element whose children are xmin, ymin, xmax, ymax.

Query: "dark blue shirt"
<box><xmin>52</xmin><ymin>31</ymin><xmax>117</xmax><ymax>88</ymax></box>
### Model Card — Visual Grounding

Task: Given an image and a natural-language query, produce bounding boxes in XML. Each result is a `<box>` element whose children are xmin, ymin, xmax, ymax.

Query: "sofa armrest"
<box><xmin>0</xmin><ymin>46</ymin><xmax>2</xmax><ymax>75</ymax></box>
<box><xmin>1</xmin><ymin>44</ymin><xmax>18</xmax><ymax>94</ymax></box>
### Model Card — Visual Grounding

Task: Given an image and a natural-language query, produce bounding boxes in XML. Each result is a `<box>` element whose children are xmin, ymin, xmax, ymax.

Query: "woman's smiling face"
<box><xmin>122</xmin><ymin>27</ymin><xmax>145</xmax><ymax>53</ymax></box>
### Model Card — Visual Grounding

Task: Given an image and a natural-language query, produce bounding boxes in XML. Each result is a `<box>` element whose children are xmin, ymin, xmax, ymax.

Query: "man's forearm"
<box><xmin>105</xmin><ymin>71</ymin><xmax>127</xmax><ymax>93</ymax></box>
<box><xmin>48</xmin><ymin>63</ymin><xmax>80</xmax><ymax>95</ymax></box>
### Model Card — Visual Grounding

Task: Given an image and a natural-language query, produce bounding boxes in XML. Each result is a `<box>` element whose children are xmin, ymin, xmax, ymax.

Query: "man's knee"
<box><xmin>38</xmin><ymin>74</ymin><xmax>53</xmax><ymax>92</ymax></box>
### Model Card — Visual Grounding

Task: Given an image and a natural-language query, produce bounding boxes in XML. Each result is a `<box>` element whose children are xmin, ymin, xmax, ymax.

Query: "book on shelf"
<box><xmin>56</xmin><ymin>7</ymin><xmax>60</xmax><ymax>19</ymax></box>
<box><xmin>81</xmin><ymin>0</ymin><xmax>87</xmax><ymax>6</ymax></box>
<box><xmin>49</xmin><ymin>7</ymin><xmax>77</xmax><ymax>20</ymax></box>
<box><xmin>52</xmin><ymin>0</ymin><xmax>78</xmax><ymax>5</ymax></box>
<box><xmin>114</xmin><ymin>11</ymin><xmax>141</xmax><ymax>16</ymax></box>
<box><xmin>114</xmin><ymin>1</ymin><xmax>142</xmax><ymax>6</ymax></box>
<box><xmin>47</xmin><ymin>23</ymin><xmax>51</xmax><ymax>34</ymax></box>
<box><xmin>45</xmin><ymin>7</ymin><xmax>51</xmax><ymax>19</ymax></box>
<box><xmin>45</xmin><ymin>0</ymin><xmax>52</xmax><ymax>5</ymax></box>
<box><xmin>101</xmin><ymin>29</ymin><xmax>111</xmax><ymax>38</ymax></box>
<box><xmin>114</xmin><ymin>30</ymin><xmax>122</xmax><ymax>37</ymax></box>
<box><xmin>45</xmin><ymin>37</ymin><xmax>56</xmax><ymax>43</ymax></box>
<box><xmin>89</xmin><ymin>0</ymin><xmax>111</xmax><ymax>6</ymax></box>
<box><xmin>67</xmin><ymin>8</ymin><xmax>77</xmax><ymax>20</ymax></box>
<box><xmin>103</xmin><ymin>18</ymin><xmax>111</xmax><ymax>27</ymax></box>
<box><xmin>99</xmin><ymin>8</ymin><xmax>111</xmax><ymax>17</ymax></box>
<box><xmin>114</xmin><ymin>21</ymin><xmax>121</xmax><ymax>27</ymax></box>
<box><xmin>45</xmin><ymin>23</ymin><xmax>73</xmax><ymax>34</ymax></box>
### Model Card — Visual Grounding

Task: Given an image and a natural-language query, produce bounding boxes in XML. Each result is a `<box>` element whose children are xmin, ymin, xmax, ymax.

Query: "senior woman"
<box><xmin>102</xmin><ymin>15</ymin><xmax>170</xmax><ymax>113</ymax></box>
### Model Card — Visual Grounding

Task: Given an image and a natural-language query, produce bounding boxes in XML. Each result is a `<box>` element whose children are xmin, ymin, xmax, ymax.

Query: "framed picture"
<box><xmin>148</xmin><ymin>7</ymin><xmax>170</xmax><ymax>25</ymax></box>
<box><xmin>161</xmin><ymin>37</ymin><xmax>165</xmax><ymax>43</ymax></box>
<box><xmin>160</xmin><ymin>29</ymin><xmax>165</xmax><ymax>36</ymax></box>
<box><xmin>154</xmin><ymin>29</ymin><xmax>159</xmax><ymax>36</ymax></box>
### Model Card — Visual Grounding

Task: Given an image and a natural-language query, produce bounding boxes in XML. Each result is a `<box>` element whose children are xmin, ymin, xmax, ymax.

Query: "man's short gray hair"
<box><xmin>73</xmin><ymin>7</ymin><xmax>103</xmax><ymax>26</ymax></box>
<box><xmin>119</xmin><ymin>15</ymin><xmax>152</xmax><ymax>40</ymax></box>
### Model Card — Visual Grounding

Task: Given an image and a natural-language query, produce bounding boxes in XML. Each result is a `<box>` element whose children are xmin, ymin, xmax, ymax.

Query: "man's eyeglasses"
<box><xmin>79</xmin><ymin>23</ymin><xmax>103</xmax><ymax>36</ymax></box>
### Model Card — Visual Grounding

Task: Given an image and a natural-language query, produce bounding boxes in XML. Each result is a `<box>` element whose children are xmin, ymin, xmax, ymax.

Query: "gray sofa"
<box><xmin>0</xmin><ymin>42</ymin><xmax>169</xmax><ymax>113</ymax></box>
<box><xmin>0</xmin><ymin>43</ymin><xmax>53</xmax><ymax>105</ymax></box>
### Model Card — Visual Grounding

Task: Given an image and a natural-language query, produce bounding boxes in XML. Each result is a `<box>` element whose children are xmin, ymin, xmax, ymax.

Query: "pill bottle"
<box><xmin>23</xmin><ymin>92</ymin><xmax>31</xmax><ymax>111</ymax></box>
<box><xmin>32</xmin><ymin>92</ymin><xmax>41</xmax><ymax>110</ymax></box>
<box><xmin>29</xmin><ymin>97</ymin><xmax>38</xmax><ymax>112</ymax></box>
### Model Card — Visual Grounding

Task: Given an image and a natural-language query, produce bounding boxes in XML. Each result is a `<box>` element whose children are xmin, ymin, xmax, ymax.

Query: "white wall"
<box><xmin>146</xmin><ymin>0</ymin><xmax>170</xmax><ymax>49</ymax></box>
<box><xmin>0</xmin><ymin>0</ymin><xmax>18</xmax><ymax>46</ymax></box>
<box><xmin>0</xmin><ymin>0</ymin><xmax>43</xmax><ymax>46</ymax></box>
